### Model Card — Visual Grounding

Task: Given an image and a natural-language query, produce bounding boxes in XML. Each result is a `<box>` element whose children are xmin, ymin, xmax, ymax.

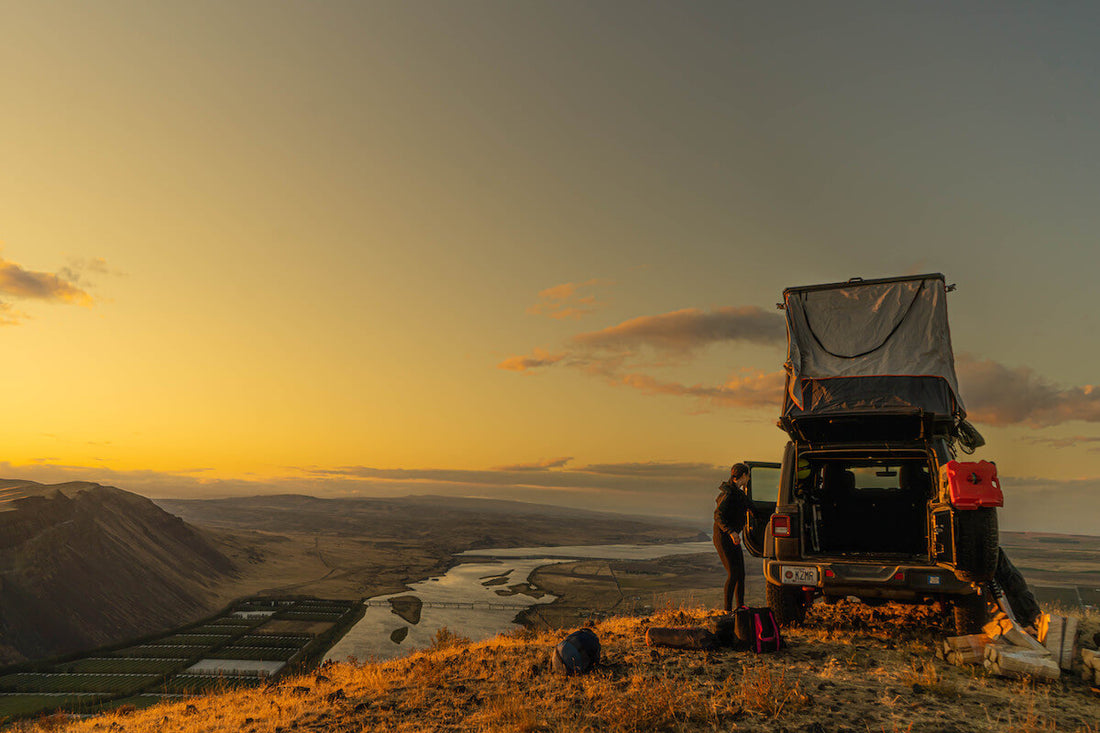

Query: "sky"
<box><xmin>2</xmin><ymin>1</ymin><xmax>1099</xmax><ymax>533</ymax></box>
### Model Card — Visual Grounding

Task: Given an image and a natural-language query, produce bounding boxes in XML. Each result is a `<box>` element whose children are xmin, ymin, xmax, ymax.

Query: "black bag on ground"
<box><xmin>552</xmin><ymin>628</ymin><xmax>600</xmax><ymax>674</ymax></box>
<box><xmin>734</xmin><ymin>607</ymin><xmax>784</xmax><ymax>653</ymax></box>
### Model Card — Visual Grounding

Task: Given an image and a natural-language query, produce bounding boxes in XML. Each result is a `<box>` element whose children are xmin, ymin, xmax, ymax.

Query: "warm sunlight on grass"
<box><xmin>13</xmin><ymin>603</ymin><xmax>1100</xmax><ymax>733</ymax></box>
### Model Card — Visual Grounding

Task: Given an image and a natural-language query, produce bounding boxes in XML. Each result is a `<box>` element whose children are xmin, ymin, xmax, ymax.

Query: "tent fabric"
<box><xmin>784</xmin><ymin>376</ymin><xmax>956</xmax><ymax>417</ymax></box>
<box><xmin>784</xmin><ymin>276</ymin><xmax>964</xmax><ymax>417</ymax></box>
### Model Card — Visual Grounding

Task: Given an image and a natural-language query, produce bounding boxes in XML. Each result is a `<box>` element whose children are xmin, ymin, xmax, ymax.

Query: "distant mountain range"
<box><xmin>0</xmin><ymin>480</ymin><xmax>235</xmax><ymax>663</ymax></box>
<box><xmin>155</xmin><ymin>492</ymin><xmax>706</xmax><ymax>552</ymax></box>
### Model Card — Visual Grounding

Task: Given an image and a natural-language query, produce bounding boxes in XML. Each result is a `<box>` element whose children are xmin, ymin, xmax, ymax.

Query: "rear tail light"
<box><xmin>771</xmin><ymin>514</ymin><xmax>792</xmax><ymax>537</ymax></box>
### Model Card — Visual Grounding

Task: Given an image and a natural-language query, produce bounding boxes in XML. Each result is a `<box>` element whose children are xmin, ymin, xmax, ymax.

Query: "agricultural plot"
<box><xmin>0</xmin><ymin>673</ymin><xmax>158</xmax><ymax>694</ymax></box>
<box><xmin>208</xmin><ymin>645</ymin><xmax>299</xmax><ymax>662</ymax></box>
<box><xmin>162</xmin><ymin>675</ymin><xmax>266</xmax><ymax>695</ymax></box>
<box><xmin>112</xmin><ymin>644</ymin><xmax>208</xmax><ymax>658</ymax></box>
<box><xmin>0</xmin><ymin>595</ymin><xmax>363</xmax><ymax>724</ymax></box>
<box><xmin>64</xmin><ymin>658</ymin><xmax>186</xmax><ymax>675</ymax></box>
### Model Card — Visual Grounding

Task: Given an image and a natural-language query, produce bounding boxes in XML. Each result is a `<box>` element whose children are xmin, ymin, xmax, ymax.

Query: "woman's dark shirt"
<box><xmin>714</xmin><ymin>480</ymin><xmax>751</xmax><ymax>535</ymax></box>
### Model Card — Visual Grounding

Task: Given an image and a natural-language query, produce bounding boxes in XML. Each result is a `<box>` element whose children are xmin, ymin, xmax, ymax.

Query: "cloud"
<box><xmin>0</xmin><ymin>459</ymin><xmax>728</xmax><ymax>521</ymax></box>
<box><xmin>572</xmin><ymin>306</ymin><xmax>784</xmax><ymax>355</ymax></box>
<box><xmin>1018</xmin><ymin>435</ymin><xmax>1100</xmax><ymax>451</ymax></box>
<box><xmin>527</xmin><ymin>279</ymin><xmax>612</xmax><ymax>320</ymax></box>
<box><xmin>958</xmin><ymin>355</ymin><xmax>1100</xmax><ymax>427</ymax></box>
<box><xmin>996</xmin><ymin>475</ymin><xmax>1100</xmax><ymax>534</ymax></box>
<box><xmin>612</xmin><ymin>370</ymin><xmax>786</xmax><ymax>410</ymax></box>
<box><xmin>500</xmin><ymin>304</ymin><xmax>787</xmax><ymax>411</ymax></box>
<box><xmin>59</xmin><ymin>257</ymin><xmax>120</xmax><ymax>286</ymax></box>
<box><xmin>0</xmin><ymin>256</ymin><xmax>94</xmax><ymax>305</ymax></box>
<box><xmin>0</xmin><ymin>302</ymin><xmax>27</xmax><ymax>326</ymax></box>
<box><xmin>497</xmin><ymin>348</ymin><xmax>567</xmax><ymax>372</ymax></box>
<box><xmin>578</xmin><ymin>461</ymin><xmax>722</xmax><ymax>479</ymax></box>
<box><xmin>5</xmin><ymin>459</ymin><xmax>1099</xmax><ymax>534</ymax></box>
<box><xmin>493</xmin><ymin>457</ymin><xmax>574</xmax><ymax>471</ymax></box>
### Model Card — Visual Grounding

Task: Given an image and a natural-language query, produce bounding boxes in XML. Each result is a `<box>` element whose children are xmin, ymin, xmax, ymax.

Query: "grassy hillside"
<box><xmin>17</xmin><ymin>603</ymin><xmax>1099</xmax><ymax>733</ymax></box>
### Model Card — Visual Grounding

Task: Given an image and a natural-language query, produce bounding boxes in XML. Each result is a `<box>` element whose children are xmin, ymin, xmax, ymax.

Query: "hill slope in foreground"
<box><xmin>20</xmin><ymin>603</ymin><xmax>1099</xmax><ymax>733</ymax></box>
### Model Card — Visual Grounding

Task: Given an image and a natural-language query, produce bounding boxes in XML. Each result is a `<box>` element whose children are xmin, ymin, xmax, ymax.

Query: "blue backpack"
<box><xmin>552</xmin><ymin>628</ymin><xmax>601</xmax><ymax>674</ymax></box>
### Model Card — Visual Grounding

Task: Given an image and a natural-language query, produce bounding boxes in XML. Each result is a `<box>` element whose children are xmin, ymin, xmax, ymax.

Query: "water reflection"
<box><xmin>325</xmin><ymin>541</ymin><xmax>711</xmax><ymax>662</ymax></box>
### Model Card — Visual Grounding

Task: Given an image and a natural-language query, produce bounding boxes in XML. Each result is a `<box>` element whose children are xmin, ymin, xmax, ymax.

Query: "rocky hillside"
<box><xmin>0</xmin><ymin>480</ymin><xmax>235</xmax><ymax>663</ymax></box>
<box><xmin>16</xmin><ymin>603</ymin><xmax>1100</xmax><ymax>733</ymax></box>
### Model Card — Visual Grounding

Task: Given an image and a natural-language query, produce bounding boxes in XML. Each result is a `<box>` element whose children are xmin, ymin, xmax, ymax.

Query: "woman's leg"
<box><xmin>713</xmin><ymin>528</ymin><xmax>738</xmax><ymax>612</ymax></box>
<box><xmin>732</xmin><ymin>543</ymin><xmax>745</xmax><ymax>609</ymax></box>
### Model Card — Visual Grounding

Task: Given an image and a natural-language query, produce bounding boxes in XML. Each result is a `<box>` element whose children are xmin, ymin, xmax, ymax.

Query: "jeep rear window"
<box><xmin>808</xmin><ymin>460</ymin><xmax>932</xmax><ymax>494</ymax></box>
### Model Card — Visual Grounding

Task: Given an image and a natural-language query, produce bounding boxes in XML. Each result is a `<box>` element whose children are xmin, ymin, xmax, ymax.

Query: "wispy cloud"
<box><xmin>527</xmin><ymin>279</ymin><xmax>612</xmax><ymax>320</ymax></box>
<box><xmin>5</xmin><ymin>459</ymin><xmax>1097</xmax><ymax>534</ymax></box>
<box><xmin>493</xmin><ymin>457</ymin><xmax>574</xmax><ymax>471</ymax></box>
<box><xmin>59</xmin><ymin>257</ymin><xmax>120</xmax><ymax>286</ymax></box>
<box><xmin>500</xmin><ymin>305</ymin><xmax>786</xmax><ymax>410</ymax></box>
<box><xmin>0</xmin><ymin>459</ymin><xmax>728</xmax><ymax>520</ymax></box>
<box><xmin>572</xmin><ymin>306</ymin><xmax>784</xmax><ymax>356</ymax></box>
<box><xmin>0</xmin><ymin>256</ymin><xmax>94</xmax><ymax>305</ymax></box>
<box><xmin>0</xmin><ymin>254</ymin><xmax>100</xmax><ymax>325</ymax></box>
<box><xmin>497</xmin><ymin>348</ymin><xmax>567</xmax><ymax>373</ymax></box>
<box><xmin>958</xmin><ymin>355</ymin><xmax>1100</xmax><ymax>427</ymax></box>
<box><xmin>1018</xmin><ymin>435</ymin><xmax>1100</xmax><ymax>451</ymax></box>
<box><xmin>611</xmin><ymin>370</ymin><xmax>785</xmax><ymax>409</ymax></box>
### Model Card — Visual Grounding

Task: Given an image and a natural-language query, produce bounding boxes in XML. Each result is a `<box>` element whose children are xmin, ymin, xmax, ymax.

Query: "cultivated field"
<box><xmin>0</xmin><ymin>598</ymin><xmax>361</xmax><ymax>723</ymax></box>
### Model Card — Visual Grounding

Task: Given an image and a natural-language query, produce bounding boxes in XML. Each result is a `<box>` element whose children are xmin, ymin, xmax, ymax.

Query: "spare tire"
<box><xmin>954</xmin><ymin>507</ymin><xmax>998</xmax><ymax>582</ymax></box>
<box><xmin>766</xmin><ymin>582</ymin><xmax>808</xmax><ymax>627</ymax></box>
<box><xmin>952</xmin><ymin>592</ymin><xmax>988</xmax><ymax>635</ymax></box>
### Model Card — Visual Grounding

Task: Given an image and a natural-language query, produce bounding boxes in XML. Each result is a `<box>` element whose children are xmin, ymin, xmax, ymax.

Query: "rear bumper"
<box><xmin>763</xmin><ymin>559</ymin><xmax>975</xmax><ymax>599</ymax></box>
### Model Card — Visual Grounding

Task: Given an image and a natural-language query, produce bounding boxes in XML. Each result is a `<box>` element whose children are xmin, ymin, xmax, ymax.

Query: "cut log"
<box><xmin>1043</xmin><ymin>614</ymin><xmax>1065</xmax><ymax>660</ymax></box>
<box><xmin>989</xmin><ymin>647</ymin><xmax>1061</xmax><ymax>681</ymax></box>
<box><xmin>1059</xmin><ymin>617</ymin><xmax>1078</xmax><ymax>672</ymax></box>
<box><xmin>944</xmin><ymin>634</ymin><xmax>991</xmax><ymax>665</ymax></box>
<box><xmin>644</xmin><ymin>626</ymin><xmax>718</xmax><ymax>650</ymax></box>
<box><xmin>983</xmin><ymin>612</ymin><xmax>1049</xmax><ymax>654</ymax></box>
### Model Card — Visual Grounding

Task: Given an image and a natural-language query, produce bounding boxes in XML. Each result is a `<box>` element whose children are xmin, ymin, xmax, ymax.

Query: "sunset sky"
<box><xmin>3</xmin><ymin>2</ymin><xmax>1099</xmax><ymax>532</ymax></box>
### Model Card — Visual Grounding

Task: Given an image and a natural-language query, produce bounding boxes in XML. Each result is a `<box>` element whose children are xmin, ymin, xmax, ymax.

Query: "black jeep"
<box><xmin>743</xmin><ymin>274</ymin><xmax>1001</xmax><ymax>634</ymax></box>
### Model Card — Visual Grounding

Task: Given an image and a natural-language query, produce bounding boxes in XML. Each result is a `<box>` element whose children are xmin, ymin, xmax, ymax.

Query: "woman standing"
<box><xmin>713</xmin><ymin>462</ymin><xmax>751</xmax><ymax>612</ymax></box>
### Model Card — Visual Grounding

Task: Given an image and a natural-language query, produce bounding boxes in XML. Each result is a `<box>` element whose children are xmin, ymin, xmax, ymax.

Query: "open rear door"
<box><xmin>743</xmin><ymin>461</ymin><xmax>781</xmax><ymax>557</ymax></box>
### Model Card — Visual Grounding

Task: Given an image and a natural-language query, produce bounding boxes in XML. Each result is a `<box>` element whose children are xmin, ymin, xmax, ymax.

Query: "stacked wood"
<box><xmin>983</xmin><ymin>613</ymin><xmax>1049</xmax><ymax>654</ymax></box>
<box><xmin>1080</xmin><ymin>648</ymin><xmax>1100</xmax><ymax>686</ymax></box>
<box><xmin>1039</xmin><ymin>614</ymin><xmax>1079</xmax><ymax>671</ymax></box>
<box><xmin>984</xmin><ymin>642</ymin><xmax>1061</xmax><ymax>681</ymax></box>
<box><xmin>940</xmin><ymin>634</ymin><xmax>992</xmax><ymax>666</ymax></box>
<box><xmin>978</xmin><ymin>611</ymin><xmax>1061</xmax><ymax>680</ymax></box>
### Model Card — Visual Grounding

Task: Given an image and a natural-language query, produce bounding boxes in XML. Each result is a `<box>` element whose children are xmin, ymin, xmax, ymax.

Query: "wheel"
<box><xmin>954</xmin><ymin>507</ymin><xmax>998</xmax><ymax>582</ymax></box>
<box><xmin>767</xmin><ymin>582</ymin><xmax>808</xmax><ymax>627</ymax></box>
<box><xmin>952</xmin><ymin>592</ymin><xmax>988</xmax><ymax>634</ymax></box>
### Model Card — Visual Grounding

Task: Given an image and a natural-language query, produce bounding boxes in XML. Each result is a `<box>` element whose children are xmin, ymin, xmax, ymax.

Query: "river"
<box><xmin>323</xmin><ymin>541</ymin><xmax>712</xmax><ymax>662</ymax></box>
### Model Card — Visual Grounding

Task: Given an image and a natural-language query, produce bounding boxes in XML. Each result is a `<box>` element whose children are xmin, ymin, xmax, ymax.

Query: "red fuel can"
<box><xmin>940</xmin><ymin>460</ymin><xmax>1004</xmax><ymax>509</ymax></box>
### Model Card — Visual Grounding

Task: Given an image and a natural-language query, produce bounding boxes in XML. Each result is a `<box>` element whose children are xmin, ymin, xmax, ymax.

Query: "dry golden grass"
<box><xmin>10</xmin><ymin>603</ymin><xmax>1100</xmax><ymax>733</ymax></box>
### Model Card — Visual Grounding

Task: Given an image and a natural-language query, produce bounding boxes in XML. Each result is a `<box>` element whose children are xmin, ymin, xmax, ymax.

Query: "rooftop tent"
<box><xmin>782</xmin><ymin>274</ymin><xmax>964</xmax><ymax>426</ymax></box>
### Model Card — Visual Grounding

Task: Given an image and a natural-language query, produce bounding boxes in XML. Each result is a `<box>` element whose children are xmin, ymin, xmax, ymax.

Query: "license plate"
<box><xmin>779</xmin><ymin>565</ymin><xmax>819</xmax><ymax>585</ymax></box>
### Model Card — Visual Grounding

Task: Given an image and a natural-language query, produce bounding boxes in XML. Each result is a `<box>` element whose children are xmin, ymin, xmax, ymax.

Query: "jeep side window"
<box><xmin>743</xmin><ymin>461</ymin><xmax>781</xmax><ymax>557</ymax></box>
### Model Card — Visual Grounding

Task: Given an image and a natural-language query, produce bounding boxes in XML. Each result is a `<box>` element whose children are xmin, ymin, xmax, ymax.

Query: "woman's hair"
<box><xmin>730</xmin><ymin>462</ymin><xmax>749</xmax><ymax>479</ymax></box>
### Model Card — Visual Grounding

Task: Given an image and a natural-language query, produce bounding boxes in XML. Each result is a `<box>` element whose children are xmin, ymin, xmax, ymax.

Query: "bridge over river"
<box><xmin>363</xmin><ymin>599</ymin><xmax>531</xmax><ymax>611</ymax></box>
